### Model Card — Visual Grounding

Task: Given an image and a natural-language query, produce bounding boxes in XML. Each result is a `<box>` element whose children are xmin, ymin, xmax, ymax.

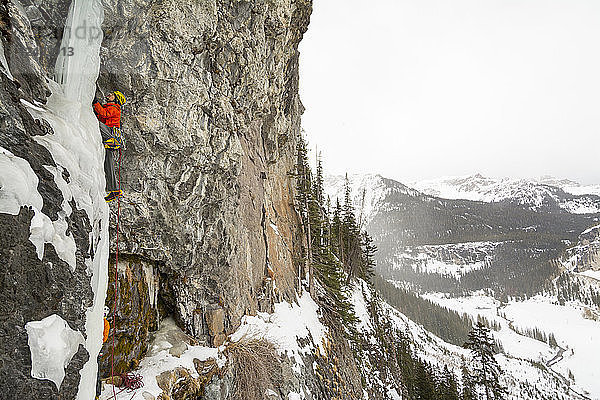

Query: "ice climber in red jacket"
<box><xmin>93</xmin><ymin>90</ymin><xmax>126</xmax><ymax>202</ymax></box>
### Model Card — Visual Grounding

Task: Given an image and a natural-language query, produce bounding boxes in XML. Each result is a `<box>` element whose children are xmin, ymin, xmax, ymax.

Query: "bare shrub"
<box><xmin>224</xmin><ymin>336</ymin><xmax>282</xmax><ymax>400</ymax></box>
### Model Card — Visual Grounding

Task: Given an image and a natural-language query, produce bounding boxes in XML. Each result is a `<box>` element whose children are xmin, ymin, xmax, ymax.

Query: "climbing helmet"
<box><xmin>113</xmin><ymin>91</ymin><xmax>126</xmax><ymax>106</ymax></box>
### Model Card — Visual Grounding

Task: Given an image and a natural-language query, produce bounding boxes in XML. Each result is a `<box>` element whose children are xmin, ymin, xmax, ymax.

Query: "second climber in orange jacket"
<box><xmin>103</xmin><ymin>315</ymin><xmax>110</xmax><ymax>343</ymax></box>
<box><xmin>97</xmin><ymin>307</ymin><xmax>111</xmax><ymax>399</ymax></box>
<box><xmin>93</xmin><ymin>90</ymin><xmax>126</xmax><ymax>202</ymax></box>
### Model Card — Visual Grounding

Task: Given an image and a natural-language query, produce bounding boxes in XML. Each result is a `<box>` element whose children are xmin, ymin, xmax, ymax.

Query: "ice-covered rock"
<box><xmin>0</xmin><ymin>0</ymin><xmax>108</xmax><ymax>399</ymax></box>
<box><xmin>0</xmin><ymin>147</ymin><xmax>43</xmax><ymax>214</ymax></box>
<box><xmin>25</xmin><ymin>314</ymin><xmax>85</xmax><ymax>390</ymax></box>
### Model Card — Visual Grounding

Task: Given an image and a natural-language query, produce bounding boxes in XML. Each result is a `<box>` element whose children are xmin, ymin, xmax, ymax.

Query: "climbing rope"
<box><xmin>109</xmin><ymin>148</ymin><xmax>122</xmax><ymax>400</ymax></box>
<box><xmin>119</xmin><ymin>372</ymin><xmax>144</xmax><ymax>391</ymax></box>
<box><xmin>104</xmin><ymin>373</ymin><xmax>142</xmax><ymax>400</ymax></box>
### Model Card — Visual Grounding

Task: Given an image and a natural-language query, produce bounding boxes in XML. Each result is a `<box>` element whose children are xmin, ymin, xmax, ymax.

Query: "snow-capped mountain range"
<box><xmin>325</xmin><ymin>173</ymin><xmax>600</xmax><ymax>217</ymax></box>
<box><xmin>412</xmin><ymin>174</ymin><xmax>600</xmax><ymax>214</ymax></box>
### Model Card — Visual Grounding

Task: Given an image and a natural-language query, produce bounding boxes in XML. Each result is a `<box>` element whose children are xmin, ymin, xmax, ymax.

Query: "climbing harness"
<box><xmin>103</xmin><ymin>127</ymin><xmax>124</xmax><ymax>150</ymax></box>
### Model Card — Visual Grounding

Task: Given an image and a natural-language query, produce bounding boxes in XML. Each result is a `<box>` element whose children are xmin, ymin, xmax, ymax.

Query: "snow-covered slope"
<box><xmin>324</xmin><ymin>174</ymin><xmax>421</xmax><ymax>225</ymax></box>
<box><xmin>423</xmin><ymin>291</ymin><xmax>600</xmax><ymax>400</ymax></box>
<box><xmin>392</xmin><ymin>241</ymin><xmax>500</xmax><ymax>279</ymax></box>
<box><xmin>537</xmin><ymin>176</ymin><xmax>600</xmax><ymax>197</ymax></box>
<box><xmin>412</xmin><ymin>174</ymin><xmax>600</xmax><ymax>214</ymax></box>
<box><xmin>352</xmin><ymin>281</ymin><xmax>589</xmax><ymax>400</ymax></box>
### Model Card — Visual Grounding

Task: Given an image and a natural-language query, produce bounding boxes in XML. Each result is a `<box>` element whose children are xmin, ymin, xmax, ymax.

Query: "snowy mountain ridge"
<box><xmin>411</xmin><ymin>173</ymin><xmax>600</xmax><ymax>214</ymax></box>
<box><xmin>324</xmin><ymin>173</ymin><xmax>422</xmax><ymax>225</ymax></box>
<box><xmin>326</xmin><ymin>172</ymin><xmax>600</xmax><ymax>218</ymax></box>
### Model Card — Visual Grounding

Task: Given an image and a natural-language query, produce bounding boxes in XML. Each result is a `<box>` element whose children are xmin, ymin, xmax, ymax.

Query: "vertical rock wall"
<box><xmin>97</xmin><ymin>0</ymin><xmax>311</xmax><ymax>342</ymax></box>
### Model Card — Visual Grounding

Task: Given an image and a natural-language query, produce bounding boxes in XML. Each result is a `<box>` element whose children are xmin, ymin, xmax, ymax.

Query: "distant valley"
<box><xmin>326</xmin><ymin>173</ymin><xmax>600</xmax><ymax>399</ymax></box>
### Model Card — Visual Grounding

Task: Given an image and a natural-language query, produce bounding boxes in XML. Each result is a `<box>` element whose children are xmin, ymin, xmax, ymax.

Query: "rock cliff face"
<box><xmin>1</xmin><ymin>0</ymin><xmax>318</xmax><ymax>398</ymax></box>
<box><xmin>97</xmin><ymin>0</ymin><xmax>311</xmax><ymax>368</ymax></box>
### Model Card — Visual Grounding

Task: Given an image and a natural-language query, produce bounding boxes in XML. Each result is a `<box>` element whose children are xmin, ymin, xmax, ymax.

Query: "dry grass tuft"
<box><xmin>224</xmin><ymin>336</ymin><xmax>282</xmax><ymax>400</ymax></box>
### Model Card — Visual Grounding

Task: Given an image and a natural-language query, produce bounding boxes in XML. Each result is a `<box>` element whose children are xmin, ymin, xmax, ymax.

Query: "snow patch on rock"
<box><xmin>231</xmin><ymin>291</ymin><xmax>327</xmax><ymax>372</ymax></box>
<box><xmin>0</xmin><ymin>38</ymin><xmax>14</xmax><ymax>80</ymax></box>
<box><xmin>25</xmin><ymin>314</ymin><xmax>85</xmax><ymax>390</ymax></box>
<box><xmin>0</xmin><ymin>147</ymin><xmax>43</xmax><ymax>214</ymax></box>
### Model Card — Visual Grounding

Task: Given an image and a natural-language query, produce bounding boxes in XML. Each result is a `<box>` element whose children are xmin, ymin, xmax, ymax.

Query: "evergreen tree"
<box><xmin>415</xmin><ymin>361</ymin><xmax>435</xmax><ymax>400</ymax></box>
<box><xmin>460</xmin><ymin>360</ymin><xmax>476</xmax><ymax>400</ymax></box>
<box><xmin>293</xmin><ymin>136</ymin><xmax>357</xmax><ymax>330</ymax></box>
<box><xmin>439</xmin><ymin>365</ymin><xmax>460</xmax><ymax>400</ymax></box>
<box><xmin>338</xmin><ymin>174</ymin><xmax>370</xmax><ymax>284</ymax></box>
<box><xmin>463</xmin><ymin>322</ymin><xmax>505</xmax><ymax>400</ymax></box>
<box><xmin>294</xmin><ymin>133</ymin><xmax>314</xmax><ymax>296</ymax></box>
<box><xmin>361</xmin><ymin>231</ymin><xmax>377</xmax><ymax>284</ymax></box>
<box><xmin>331</xmin><ymin>199</ymin><xmax>342</xmax><ymax>256</ymax></box>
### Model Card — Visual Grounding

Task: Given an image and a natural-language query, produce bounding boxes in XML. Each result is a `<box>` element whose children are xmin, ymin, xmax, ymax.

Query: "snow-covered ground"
<box><xmin>558</xmin><ymin>183</ymin><xmax>600</xmax><ymax>197</ymax></box>
<box><xmin>503</xmin><ymin>297</ymin><xmax>599</xmax><ymax>398</ymax></box>
<box><xmin>230</xmin><ymin>291</ymin><xmax>327</xmax><ymax>371</ymax></box>
<box><xmin>580</xmin><ymin>270</ymin><xmax>600</xmax><ymax>280</ymax></box>
<box><xmin>561</xmin><ymin>199</ymin><xmax>600</xmax><ymax>215</ymax></box>
<box><xmin>422</xmin><ymin>292</ymin><xmax>600</xmax><ymax>399</ymax></box>
<box><xmin>101</xmin><ymin>292</ymin><xmax>327</xmax><ymax>399</ymax></box>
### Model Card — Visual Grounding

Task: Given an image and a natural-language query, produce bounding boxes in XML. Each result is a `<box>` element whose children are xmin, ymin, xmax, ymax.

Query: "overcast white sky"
<box><xmin>299</xmin><ymin>0</ymin><xmax>600</xmax><ymax>185</ymax></box>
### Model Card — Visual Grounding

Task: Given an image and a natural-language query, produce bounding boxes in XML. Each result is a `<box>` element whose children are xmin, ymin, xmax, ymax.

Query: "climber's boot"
<box><xmin>104</xmin><ymin>190</ymin><xmax>122</xmax><ymax>202</ymax></box>
<box><xmin>103</xmin><ymin>137</ymin><xmax>121</xmax><ymax>149</ymax></box>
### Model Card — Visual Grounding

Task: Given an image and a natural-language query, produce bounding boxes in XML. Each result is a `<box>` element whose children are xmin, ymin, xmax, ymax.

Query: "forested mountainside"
<box><xmin>326</xmin><ymin>173</ymin><xmax>600</xmax><ymax>399</ymax></box>
<box><xmin>326</xmin><ymin>174</ymin><xmax>600</xmax><ymax>298</ymax></box>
